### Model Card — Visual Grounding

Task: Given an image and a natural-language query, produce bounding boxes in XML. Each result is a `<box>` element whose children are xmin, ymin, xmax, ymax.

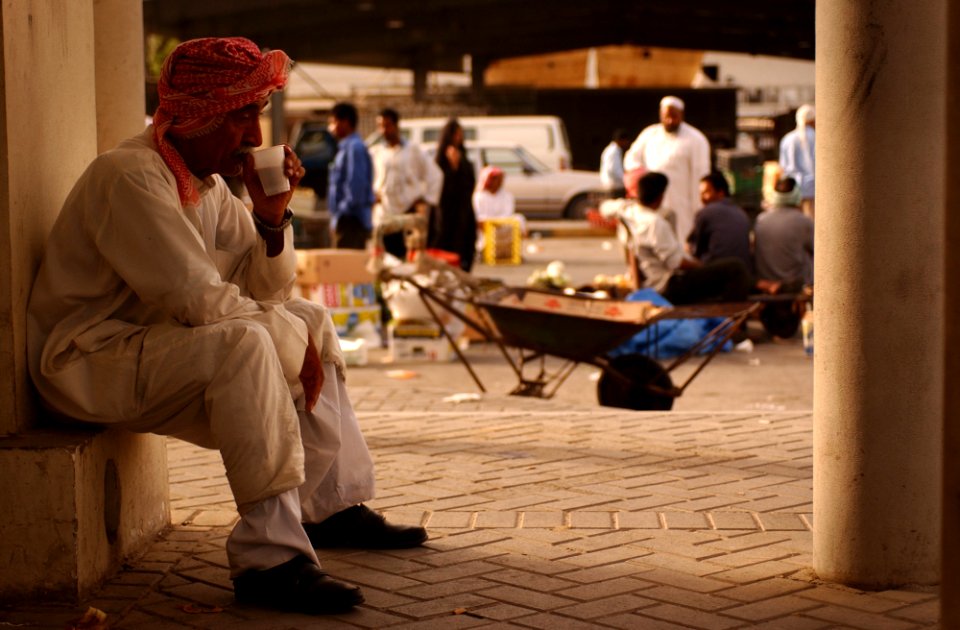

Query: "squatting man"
<box><xmin>27</xmin><ymin>37</ymin><xmax>426</xmax><ymax>615</ymax></box>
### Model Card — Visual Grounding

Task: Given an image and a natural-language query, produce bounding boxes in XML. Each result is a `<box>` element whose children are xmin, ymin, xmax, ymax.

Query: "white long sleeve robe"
<box><xmin>623</xmin><ymin>121</ymin><xmax>711</xmax><ymax>243</ymax></box>
<box><xmin>26</xmin><ymin>128</ymin><xmax>369</xmax><ymax>511</ymax></box>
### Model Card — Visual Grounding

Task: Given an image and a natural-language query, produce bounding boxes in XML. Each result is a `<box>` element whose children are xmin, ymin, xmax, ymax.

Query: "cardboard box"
<box><xmin>329</xmin><ymin>305</ymin><xmax>382</xmax><ymax>337</ymax></box>
<box><xmin>298</xmin><ymin>282</ymin><xmax>377</xmax><ymax>308</ymax></box>
<box><xmin>296</xmin><ymin>249</ymin><xmax>374</xmax><ymax>284</ymax></box>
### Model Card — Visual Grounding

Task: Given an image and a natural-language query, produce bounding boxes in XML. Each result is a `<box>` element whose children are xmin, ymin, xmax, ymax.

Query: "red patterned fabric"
<box><xmin>153</xmin><ymin>37</ymin><xmax>290</xmax><ymax>207</ymax></box>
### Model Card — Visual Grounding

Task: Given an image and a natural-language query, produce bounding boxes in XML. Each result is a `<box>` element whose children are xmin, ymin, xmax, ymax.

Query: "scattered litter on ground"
<box><xmin>385</xmin><ymin>369</ymin><xmax>418</xmax><ymax>380</ymax></box>
<box><xmin>748</xmin><ymin>358</ymin><xmax>761</xmax><ymax>366</ymax></box>
<box><xmin>735</xmin><ymin>339</ymin><xmax>754</xmax><ymax>353</ymax></box>
<box><xmin>758</xmin><ymin>418</ymin><xmax>772</xmax><ymax>424</ymax></box>
<box><xmin>66</xmin><ymin>607</ymin><xmax>107</xmax><ymax>630</ymax></box>
<box><xmin>589</xmin><ymin>370</ymin><xmax>602</xmax><ymax>382</ymax></box>
<box><xmin>442</xmin><ymin>393</ymin><xmax>482</xmax><ymax>403</ymax></box>
<box><xmin>749</xmin><ymin>403</ymin><xmax>787</xmax><ymax>411</ymax></box>
<box><xmin>526</xmin><ymin>243</ymin><xmax>542</xmax><ymax>254</ymax></box>
<box><xmin>601</xmin><ymin>240</ymin><xmax>614</xmax><ymax>251</ymax></box>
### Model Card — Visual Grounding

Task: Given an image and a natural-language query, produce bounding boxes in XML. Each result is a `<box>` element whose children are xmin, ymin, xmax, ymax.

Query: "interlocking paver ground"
<box><xmin>0</xmin><ymin>385</ymin><xmax>940</xmax><ymax>628</ymax></box>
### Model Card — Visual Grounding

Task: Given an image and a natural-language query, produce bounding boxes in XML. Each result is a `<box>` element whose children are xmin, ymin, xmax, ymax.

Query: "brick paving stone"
<box><xmin>329</xmin><ymin>565</ymin><xmax>426</xmax><ymax>591</ymax></box>
<box><xmin>428</xmin><ymin>529</ymin><xmax>512</xmax><ymax>549</ymax></box>
<box><xmin>747</xmin><ymin>617</ymin><xmax>833</xmax><ymax>630</ymax></box>
<box><xmin>632</xmin><ymin>552</ymin><xmax>723</xmax><ymax>578</ymax></box>
<box><xmin>494</xmin><ymin>612</ymin><xmax>601</xmax><ymax>629</ymax></box>
<box><xmin>521</xmin><ymin>510</ymin><xmax>566</xmax><ymax>528</ymax></box>
<box><xmin>638</xmin><ymin>603</ymin><xmax>743</xmax><ymax>630</ymax></box>
<box><xmin>110</xmin><ymin>609</ymin><xmax>191</xmax><ymax>629</ymax></box>
<box><xmin>372</xmin><ymin>614</ymin><xmax>490</xmax><ymax>629</ymax></box>
<box><xmin>162</xmin><ymin>582</ymin><xmax>234</xmax><ymax>608</ymax></box>
<box><xmin>630</xmin><ymin>567</ymin><xmax>731</xmax><ymax>593</ymax></box>
<box><xmin>177</xmin><ymin>566</ymin><xmax>233</xmax><ymax>591</ymax></box>
<box><xmin>796</xmin><ymin>584</ymin><xmax>919</xmax><ymax>614</ymax></box>
<box><xmin>757</xmin><ymin>512</ymin><xmax>808</xmax><ymax>531</ymax></box>
<box><xmin>710</xmin><ymin>512</ymin><xmax>759</xmax><ymax>530</ymax></box>
<box><xmin>475</xmin><ymin>511</ymin><xmax>520</xmax><ymax>528</ymax></box>
<box><xmin>887</xmin><ymin>598</ymin><xmax>940</xmax><ymax>624</ymax></box>
<box><xmin>477</xmin><ymin>584</ymin><xmax>576</xmax><ymax>610</ymax></box>
<box><xmin>672</xmin><ymin>495</ymin><xmax>749</xmax><ymax>512</ymax></box>
<box><xmin>617</xmin><ymin>511</ymin><xmax>662</xmax><ymax>529</ymax></box>
<box><xmin>723</xmin><ymin>594</ymin><xmax>823</xmax><ymax>621</ymax></box>
<box><xmin>641</xmin><ymin>585</ymin><xmax>739</xmax><ymax>612</ymax></box>
<box><xmin>489</xmin><ymin>551</ymin><xmax>580</xmax><ymax>575</ymax></box>
<box><xmin>874</xmin><ymin>588</ymin><xmax>939</xmax><ymax>604</ymax></box>
<box><xmin>554</xmin><ymin>562</ymin><xmax>651</xmax><ymax>585</ymax></box>
<box><xmin>703</xmin><ymin>547</ymin><xmax>799</xmax><ymax>571</ymax></box>
<box><xmin>487</xmin><ymin>537</ymin><xmax>580</xmax><ymax>561</ymax></box>
<box><xmin>568</xmin><ymin>511</ymin><xmax>615</xmax><ymax>529</ymax></box>
<box><xmin>561</xmin><ymin>545</ymin><xmax>651</xmax><ymax>568</ymax></box>
<box><xmin>404</xmin><ymin>560</ymin><xmax>506</xmax><ymax>584</ymax></box>
<box><xmin>397</xmin><ymin>576</ymin><xmax>499</xmax><ymax>600</ymax></box>
<box><xmin>347</xmin><ymin>584</ymin><xmax>418</xmax><ymax>610</ymax></box>
<box><xmin>425</xmin><ymin>511</ymin><xmax>475</xmax><ymax>528</ymax></box>
<box><xmin>389</xmin><ymin>593</ymin><xmax>498</xmax><ymax>618</ymax></box>
<box><xmin>555</xmin><ymin>593</ymin><xmax>659</xmax><ymax>619</ymax></box>
<box><xmin>345</xmin><ymin>553</ymin><xmax>435</xmax><ymax>576</ymax></box>
<box><xmin>557</xmin><ymin>576</ymin><xmax>656</xmax><ymax>601</ymax></box>
<box><xmin>470</xmin><ymin>602</ymin><xmax>537</xmax><ymax>620</ymax></box>
<box><xmin>714</xmin><ymin>577</ymin><xmax>814</xmax><ymax>602</ymax></box>
<box><xmin>705</xmin><ymin>559</ymin><xmax>802</xmax><ymax>584</ymax></box>
<box><xmin>482</xmin><ymin>568</ymin><xmax>577</xmax><ymax>593</ymax></box>
<box><xmin>599</xmin><ymin>613</ymin><xmax>699</xmax><ymax>630</ymax></box>
<box><xmin>802</xmin><ymin>604</ymin><xmax>921</xmax><ymax>630</ymax></box>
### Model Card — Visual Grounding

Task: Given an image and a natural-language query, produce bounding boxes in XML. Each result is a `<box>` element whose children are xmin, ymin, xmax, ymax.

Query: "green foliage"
<box><xmin>145</xmin><ymin>34</ymin><xmax>179</xmax><ymax>79</ymax></box>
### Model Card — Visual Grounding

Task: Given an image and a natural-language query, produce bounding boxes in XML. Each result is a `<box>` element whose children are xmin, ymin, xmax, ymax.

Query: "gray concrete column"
<box><xmin>943</xmin><ymin>0</ymin><xmax>960</xmax><ymax>622</ymax></box>
<box><xmin>93</xmin><ymin>0</ymin><xmax>144</xmax><ymax>153</ymax></box>
<box><xmin>814</xmin><ymin>1</ymin><xmax>943</xmax><ymax>587</ymax></box>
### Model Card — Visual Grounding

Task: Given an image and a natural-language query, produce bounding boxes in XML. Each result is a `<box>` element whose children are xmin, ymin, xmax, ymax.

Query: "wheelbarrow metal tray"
<box><xmin>474</xmin><ymin>287</ymin><xmax>663</xmax><ymax>361</ymax></box>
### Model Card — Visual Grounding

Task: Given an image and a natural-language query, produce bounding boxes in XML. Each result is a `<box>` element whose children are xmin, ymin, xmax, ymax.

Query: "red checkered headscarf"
<box><xmin>153</xmin><ymin>37</ymin><xmax>290</xmax><ymax>207</ymax></box>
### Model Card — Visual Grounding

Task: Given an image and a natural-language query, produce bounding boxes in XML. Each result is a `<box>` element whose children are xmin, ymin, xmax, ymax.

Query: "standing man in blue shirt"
<box><xmin>328</xmin><ymin>102</ymin><xmax>374</xmax><ymax>249</ymax></box>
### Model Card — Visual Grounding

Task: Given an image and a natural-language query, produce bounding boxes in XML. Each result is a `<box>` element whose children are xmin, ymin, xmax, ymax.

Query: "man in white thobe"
<box><xmin>623</xmin><ymin>95</ymin><xmax>711</xmax><ymax>244</ymax></box>
<box><xmin>369</xmin><ymin>107</ymin><xmax>442</xmax><ymax>260</ymax></box>
<box><xmin>26</xmin><ymin>37</ymin><xmax>425</xmax><ymax>616</ymax></box>
<box><xmin>778</xmin><ymin>104</ymin><xmax>816</xmax><ymax>219</ymax></box>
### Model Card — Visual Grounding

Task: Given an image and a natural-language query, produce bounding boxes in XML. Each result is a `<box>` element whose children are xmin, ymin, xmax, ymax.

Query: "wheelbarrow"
<box><xmin>378</xmin><ymin>255</ymin><xmax>758</xmax><ymax>410</ymax></box>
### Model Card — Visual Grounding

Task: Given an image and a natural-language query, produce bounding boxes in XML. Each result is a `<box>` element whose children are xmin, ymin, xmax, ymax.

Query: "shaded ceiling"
<box><xmin>143</xmin><ymin>0</ymin><xmax>815</xmax><ymax>74</ymax></box>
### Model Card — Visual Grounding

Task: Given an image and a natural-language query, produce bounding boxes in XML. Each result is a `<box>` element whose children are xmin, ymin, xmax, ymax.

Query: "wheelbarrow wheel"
<box><xmin>759</xmin><ymin>300</ymin><xmax>804</xmax><ymax>339</ymax></box>
<box><xmin>597</xmin><ymin>354</ymin><xmax>675</xmax><ymax>411</ymax></box>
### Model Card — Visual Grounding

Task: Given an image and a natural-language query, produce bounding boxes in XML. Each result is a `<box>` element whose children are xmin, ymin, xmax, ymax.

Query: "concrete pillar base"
<box><xmin>0</xmin><ymin>429</ymin><xmax>168</xmax><ymax>603</ymax></box>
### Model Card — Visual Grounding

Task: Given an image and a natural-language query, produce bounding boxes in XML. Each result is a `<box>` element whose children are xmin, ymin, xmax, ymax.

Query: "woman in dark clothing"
<box><xmin>433</xmin><ymin>118</ymin><xmax>477</xmax><ymax>271</ymax></box>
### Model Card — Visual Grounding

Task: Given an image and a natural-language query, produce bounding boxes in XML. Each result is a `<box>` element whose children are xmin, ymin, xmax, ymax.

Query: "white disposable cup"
<box><xmin>251</xmin><ymin>145</ymin><xmax>290</xmax><ymax>196</ymax></box>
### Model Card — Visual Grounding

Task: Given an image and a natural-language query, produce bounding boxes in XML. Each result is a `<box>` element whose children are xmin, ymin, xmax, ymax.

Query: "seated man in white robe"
<box><xmin>26</xmin><ymin>37</ymin><xmax>426</xmax><ymax>615</ymax></box>
<box><xmin>472</xmin><ymin>166</ymin><xmax>526</xmax><ymax>253</ymax></box>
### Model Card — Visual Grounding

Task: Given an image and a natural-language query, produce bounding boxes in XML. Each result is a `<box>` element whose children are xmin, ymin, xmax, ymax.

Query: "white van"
<box><xmin>367</xmin><ymin>115</ymin><xmax>573</xmax><ymax>171</ymax></box>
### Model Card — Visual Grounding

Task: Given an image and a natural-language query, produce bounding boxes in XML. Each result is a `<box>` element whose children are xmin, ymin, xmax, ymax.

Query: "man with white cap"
<box><xmin>778</xmin><ymin>104</ymin><xmax>816</xmax><ymax>219</ymax></box>
<box><xmin>623</xmin><ymin>95</ymin><xmax>711</xmax><ymax>244</ymax></box>
<box><xmin>27</xmin><ymin>37</ymin><xmax>426</xmax><ymax>615</ymax></box>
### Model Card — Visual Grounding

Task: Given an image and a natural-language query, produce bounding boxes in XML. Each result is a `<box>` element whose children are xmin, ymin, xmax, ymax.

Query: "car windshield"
<box><xmin>513</xmin><ymin>145</ymin><xmax>551</xmax><ymax>172</ymax></box>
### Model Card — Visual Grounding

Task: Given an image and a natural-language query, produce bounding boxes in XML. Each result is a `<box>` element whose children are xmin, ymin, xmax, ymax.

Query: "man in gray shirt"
<box><xmin>754</xmin><ymin>177</ymin><xmax>814</xmax><ymax>287</ymax></box>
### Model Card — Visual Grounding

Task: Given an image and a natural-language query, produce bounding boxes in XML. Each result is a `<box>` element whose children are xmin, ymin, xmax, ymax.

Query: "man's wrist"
<box><xmin>253</xmin><ymin>208</ymin><xmax>293</xmax><ymax>232</ymax></box>
<box><xmin>253</xmin><ymin>208</ymin><xmax>292</xmax><ymax>258</ymax></box>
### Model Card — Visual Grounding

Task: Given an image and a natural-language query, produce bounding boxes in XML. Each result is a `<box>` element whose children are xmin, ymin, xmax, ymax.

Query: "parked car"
<box><xmin>368</xmin><ymin>115</ymin><xmax>573</xmax><ymax>171</ymax></box>
<box><xmin>292</xmin><ymin>121</ymin><xmax>337</xmax><ymax>200</ymax></box>
<box><xmin>425</xmin><ymin>142</ymin><xmax>603</xmax><ymax>219</ymax></box>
